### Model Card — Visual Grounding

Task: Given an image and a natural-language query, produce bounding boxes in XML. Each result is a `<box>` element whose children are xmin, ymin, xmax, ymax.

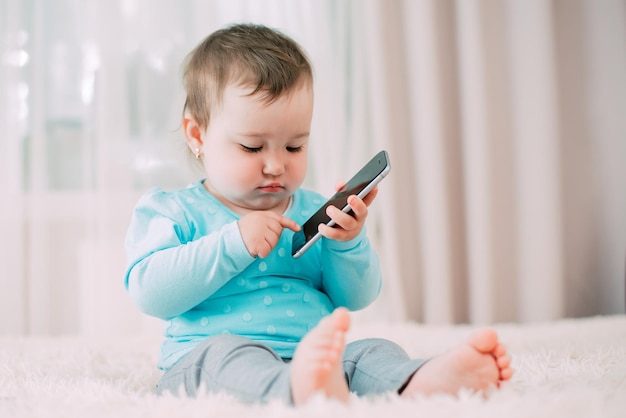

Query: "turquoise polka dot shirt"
<box><xmin>124</xmin><ymin>180</ymin><xmax>382</xmax><ymax>370</ymax></box>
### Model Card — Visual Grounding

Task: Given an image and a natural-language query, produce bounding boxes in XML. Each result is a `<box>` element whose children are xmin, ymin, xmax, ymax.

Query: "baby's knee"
<box><xmin>345</xmin><ymin>337</ymin><xmax>408</xmax><ymax>360</ymax></box>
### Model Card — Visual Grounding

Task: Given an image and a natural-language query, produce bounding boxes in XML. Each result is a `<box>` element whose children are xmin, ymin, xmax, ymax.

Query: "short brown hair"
<box><xmin>182</xmin><ymin>23</ymin><xmax>313</xmax><ymax>130</ymax></box>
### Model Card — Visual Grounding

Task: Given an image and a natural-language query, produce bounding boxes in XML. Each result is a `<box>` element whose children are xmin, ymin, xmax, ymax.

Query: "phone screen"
<box><xmin>291</xmin><ymin>150</ymin><xmax>390</xmax><ymax>258</ymax></box>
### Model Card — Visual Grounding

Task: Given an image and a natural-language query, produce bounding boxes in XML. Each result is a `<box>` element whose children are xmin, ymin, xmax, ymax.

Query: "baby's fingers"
<box><xmin>360</xmin><ymin>186</ymin><xmax>379</xmax><ymax>207</ymax></box>
<box><xmin>326</xmin><ymin>203</ymin><xmax>360</xmax><ymax>231</ymax></box>
<box><xmin>278</xmin><ymin>215</ymin><xmax>300</xmax><ymax>232</ymax></box>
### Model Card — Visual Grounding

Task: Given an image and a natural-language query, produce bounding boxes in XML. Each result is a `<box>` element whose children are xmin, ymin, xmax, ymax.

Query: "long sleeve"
<box><xmin>319</xmin><ymin>227</ymin><xmax>382</xmax><ymax>310</ymax></box>
<box><xmin>124</xmin><ymin>188</ymin><xmax>255</xmax><ymax>320</ymax></box>
<box><xmin>123</xmin><ymin>185</ymin><xmax>384</xmax><ymax>369</ymax></box>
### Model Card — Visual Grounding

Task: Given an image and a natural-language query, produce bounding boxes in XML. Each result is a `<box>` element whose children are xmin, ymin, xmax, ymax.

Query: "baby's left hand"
<box><xmin>318</xmin><ymin>186</ymin><xmax>379</xmax><ymax>242</ymax></box>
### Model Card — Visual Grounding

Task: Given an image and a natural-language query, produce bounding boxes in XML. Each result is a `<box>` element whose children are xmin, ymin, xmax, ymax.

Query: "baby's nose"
<box><xmin>263</xmin><ymin>157</ymin><xmax>285</xmax><ymax>176</ymax></box>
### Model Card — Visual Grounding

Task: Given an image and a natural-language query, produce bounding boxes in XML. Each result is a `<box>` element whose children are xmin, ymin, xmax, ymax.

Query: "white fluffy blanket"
<box><xmin>1</xmin><ymin>315</ymin><xmax>624</xmax><ymax>417</ymax></box>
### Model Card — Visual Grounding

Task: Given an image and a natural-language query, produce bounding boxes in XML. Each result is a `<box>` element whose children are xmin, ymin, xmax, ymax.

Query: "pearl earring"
<box><xmin>194</xmin><ymin>148</ymin><xmax>202</xmax><ymax>159</ymax></box>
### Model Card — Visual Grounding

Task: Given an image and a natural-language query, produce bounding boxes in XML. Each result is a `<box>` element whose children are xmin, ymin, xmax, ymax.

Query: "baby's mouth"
<box><xmin>258</xmin><ymin>184</ymin><xmax>284</xmax><ymax>193</ymax></box>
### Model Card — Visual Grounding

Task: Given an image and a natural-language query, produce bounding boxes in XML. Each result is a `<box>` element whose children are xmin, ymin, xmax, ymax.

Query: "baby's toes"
<box><xmin>497</xmin><ymin>354</ymin><xmax>510</xmax><ymax>369</ymax></box>
<box><xmin>500</xmin><ymin>366</ymin><xmax>513</xmax><ymax>380</ymax></box>
<box><xmin>493</xmin><ymin>343</ymin><xmax>507</xmax><ymax>357</ymax></box>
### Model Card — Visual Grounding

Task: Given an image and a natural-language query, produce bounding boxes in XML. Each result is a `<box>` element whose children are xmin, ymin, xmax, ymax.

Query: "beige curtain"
<box><xmin>1</xmin><ymin>0</ymin><xmax>624</xmax><ymax>336</ymax></box>
<box><xmin>361</xmin><ymin>0</ymin><xmax>626</xmax><ymax>324</ymax></box>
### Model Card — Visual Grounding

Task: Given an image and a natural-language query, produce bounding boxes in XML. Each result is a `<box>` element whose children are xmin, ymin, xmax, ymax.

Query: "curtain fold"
<box><xmin>507</xmin><ymin>0</ymin><xmax>565</xmax><ymax>322</ymax></box>
<box><xmin>1</xmin><ymin>0</ymin><xmax>624</xmax><ymax>336</ymax></box>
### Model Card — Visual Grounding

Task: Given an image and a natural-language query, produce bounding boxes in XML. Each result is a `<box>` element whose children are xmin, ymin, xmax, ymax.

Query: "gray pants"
<box><xmin>156</xmin><ymin>334</ymin><xmax>426</xmax><ymax>404</ymax></box>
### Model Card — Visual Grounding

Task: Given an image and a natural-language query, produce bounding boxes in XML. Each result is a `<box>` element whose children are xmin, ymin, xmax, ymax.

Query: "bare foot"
<box><xmin>290</xmin><ymin>308</ymin><xmax>351</xmax><ymax>405</ymax></box>
<box><xmin>402</xmin><ymin>328</ymin><xmax>513</xmax><ymax>398</ymax></box>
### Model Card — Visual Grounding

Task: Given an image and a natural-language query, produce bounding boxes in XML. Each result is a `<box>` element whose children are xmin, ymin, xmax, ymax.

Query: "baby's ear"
<box><xmin>183</xmin><ymin>115</ymin><xmax>203</xmax><ymax>151</ymax></box>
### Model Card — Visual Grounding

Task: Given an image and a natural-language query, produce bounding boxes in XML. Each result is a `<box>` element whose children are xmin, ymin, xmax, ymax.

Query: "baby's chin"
<box><xmin>257</xmin><ymin>194</ymin><xmax>294</xmax><ymax>212</ymax></box>
<box><xmin>234</xmin><ymin>193</ymin><xmax>295</xmax><ymax>215</ymax></box>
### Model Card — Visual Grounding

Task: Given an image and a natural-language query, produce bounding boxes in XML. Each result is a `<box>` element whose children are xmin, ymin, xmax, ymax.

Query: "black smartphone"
<box><xmin>291</xmin><ymin>150</ymin><xmax>391</xmax><ymax>258</ymax></box>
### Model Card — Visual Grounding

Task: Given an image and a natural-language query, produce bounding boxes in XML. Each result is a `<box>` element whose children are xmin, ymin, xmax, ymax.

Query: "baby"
<box><xmin>124</xmin><ymin>23</ymin><xmax>512</xmax><ymax>405</ymax></box>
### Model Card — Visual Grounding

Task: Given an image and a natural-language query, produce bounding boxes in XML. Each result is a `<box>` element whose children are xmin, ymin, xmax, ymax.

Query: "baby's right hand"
<box><xmin>238</xmin><ymin>212</ymin><xmax>300</xmax><ymax>258</ymax></box>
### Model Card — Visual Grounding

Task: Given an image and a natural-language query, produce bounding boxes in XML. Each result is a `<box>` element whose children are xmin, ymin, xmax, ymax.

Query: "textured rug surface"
<box><xmin>1</xmin><ymin>315</ymin><xmax>625</xmax><ymax>417</ymax></box>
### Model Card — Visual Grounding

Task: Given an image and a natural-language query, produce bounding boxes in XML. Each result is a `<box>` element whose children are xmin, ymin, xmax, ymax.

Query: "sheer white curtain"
<box><xmin>1</xmin><ymin>0</ymin><xmax>624</xmax><ymax>337</ymax></box>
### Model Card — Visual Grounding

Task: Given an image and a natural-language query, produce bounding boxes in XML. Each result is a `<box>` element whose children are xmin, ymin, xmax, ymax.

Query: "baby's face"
<box><xmin>199</xmin><ymin>82</ymin><xmax>313</xmax><ymax>215</ymax></box>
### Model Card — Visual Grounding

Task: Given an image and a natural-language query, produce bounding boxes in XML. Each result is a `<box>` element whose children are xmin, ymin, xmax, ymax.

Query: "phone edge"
<box><xmin>291</xmin><ymin>162</ymin><xmax>391</xmax><ymax>259</ymax></box>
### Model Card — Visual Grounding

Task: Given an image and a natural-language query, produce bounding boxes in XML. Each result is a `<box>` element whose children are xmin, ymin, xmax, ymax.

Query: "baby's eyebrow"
<box><xmin>235</xmin><ymin>131</ymin><xmax>268</xmax><ymax>139</ymax></box>
<box><xmin>235</xmin><ymin>131</ymin><xmax>310</xmax><ymax>141</ymax></box>
<box><xmin>290</xmin><ymin>132</ymin><xmax>310</xmax><ymax>140</ymax></box>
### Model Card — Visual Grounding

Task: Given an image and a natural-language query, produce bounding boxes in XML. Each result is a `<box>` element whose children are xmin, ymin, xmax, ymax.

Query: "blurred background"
<box><xmin>1</xmin><ymin>0</ymin><xmax>625</xmax><ymax>337</ymax></box>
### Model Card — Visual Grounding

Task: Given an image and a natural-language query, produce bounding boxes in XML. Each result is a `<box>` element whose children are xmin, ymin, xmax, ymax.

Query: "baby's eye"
<box><xmin>286</xmin><ymin>146</ymin><xmax>303</xmax><ymax>153</ymax></box>
<box><xmin>241</xmin><ymin>145</ymin><xmax>262</xmax><ymax>153</ymax></box>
